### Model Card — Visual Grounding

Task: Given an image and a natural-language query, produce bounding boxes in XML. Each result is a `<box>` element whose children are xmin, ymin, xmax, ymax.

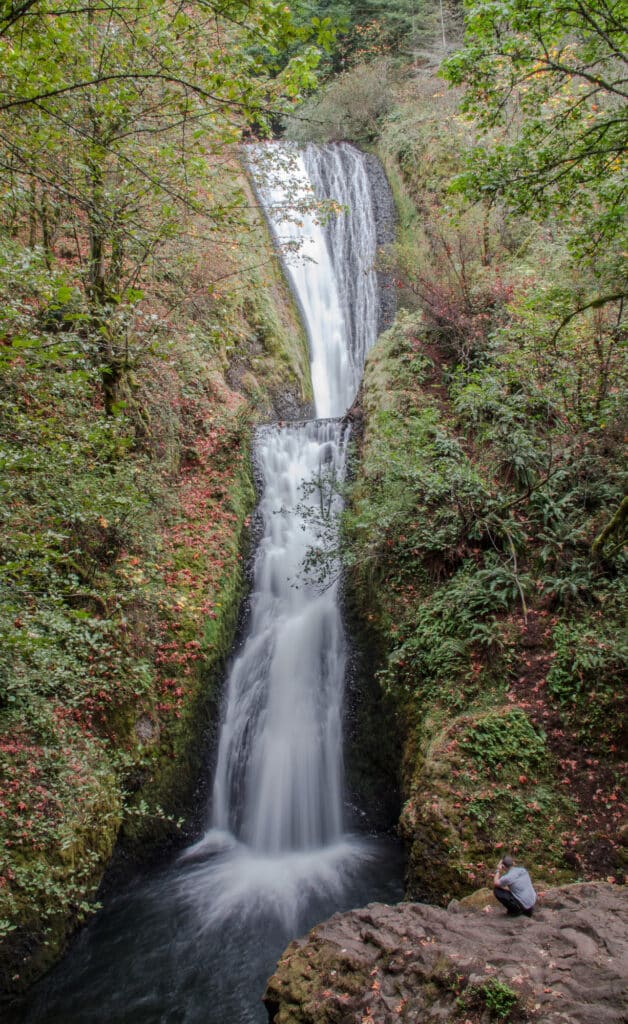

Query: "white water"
<box><xmin>211</xmin><ymin>420</ymin><xmax>348</xmax><ymax>852</ymax></box>
<box><xmin>303</xmin><ymin>145</ymin><xmax>379</xmax><ymax>389</ymax></box>
<box><xmin>249</xmin><ymin>144</ymin><xmax>379</xmax><ymax>418</ymax></box>
<box><xmin>199</xmin><ymin>143</ymin><xmax>380</xmax><ymax>897</ymax></box>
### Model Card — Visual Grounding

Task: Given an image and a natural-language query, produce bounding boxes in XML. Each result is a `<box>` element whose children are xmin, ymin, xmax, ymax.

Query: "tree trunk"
<box><xmin>592</xmin><ymin>496</ymin><xmax>628</xmax><ymax>557</ymax></box>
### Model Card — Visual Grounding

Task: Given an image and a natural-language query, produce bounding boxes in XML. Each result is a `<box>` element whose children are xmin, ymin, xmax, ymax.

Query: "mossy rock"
<box><xmin>401</xmin><ymin>800</ymin><xmax>470</xmax><ymax>904</ymax></box>
<box><xmin>399</xmin><ymin>705</ymin><xmax>579</xmax><ymax>902</ymax></box>
<box><xmin>265</xmin><ymin>938</ymin><xmax>371</xmax><ymax>1024</ymax></box>
<box><xmin>456</xmin><ymin>887</ymin><xmax>494</xmax><ymax>910</ymax></box>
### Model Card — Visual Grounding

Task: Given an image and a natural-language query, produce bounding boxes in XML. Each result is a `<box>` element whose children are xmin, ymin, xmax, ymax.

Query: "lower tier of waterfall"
<box><xmin>211</xmin><ymin>420</ymin><xmax>349</xmax><ymax>854</ymax></box>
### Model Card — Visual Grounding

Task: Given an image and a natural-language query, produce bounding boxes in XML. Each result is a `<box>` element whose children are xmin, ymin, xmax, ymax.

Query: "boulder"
<box><xmin>264</xmin><ymin>882</ymin><xmax>627</xmax><ymax>1023</ymax></box>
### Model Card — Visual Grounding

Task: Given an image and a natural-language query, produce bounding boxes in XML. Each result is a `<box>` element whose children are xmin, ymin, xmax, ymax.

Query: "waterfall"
<box><xmin>209</xmin><ymin>144</ymin><xmax>380</xmax><ymax>856</ymax></box>
<box><xmin>302</xmin><ymin>145</ymin><xmax>379</xmax><ymax>385</ymax></box>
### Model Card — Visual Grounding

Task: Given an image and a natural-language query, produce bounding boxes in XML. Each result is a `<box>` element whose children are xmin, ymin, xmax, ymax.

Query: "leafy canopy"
<box><xmin>0</xmin><ymin>0</ymin><xmax>326</xmax><ymax>408</ymax></box>
<box><xmin>444</xmin><ymin>0</ymin><xmax>628</xmax><ymax>269</ymax></box>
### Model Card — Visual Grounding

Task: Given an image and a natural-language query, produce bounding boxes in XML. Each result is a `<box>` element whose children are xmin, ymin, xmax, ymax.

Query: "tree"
<box><xmin>287</xmin><ymin>0</ymin><xmax>463</xmax><ymax>73</ymax></box>
<box><xmin>444</xmin><ymin>0</ymin><xmax>628</xmax><ymax>282</ymax></box>
<box><xmin>356</xmin><ymin>0</ymin><xmax>463</xmax><ymax>61</ymax></box>
<box><xmin>0</xmin><ymin>0</ymin><xmax>322</xmax><ymax>411</ymax></box>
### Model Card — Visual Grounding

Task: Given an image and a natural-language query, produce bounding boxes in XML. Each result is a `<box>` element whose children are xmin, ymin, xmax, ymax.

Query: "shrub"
<box><xmin>284</xmin><ymin>60</ymin><xmax>394</xmax><ymax>143</ymax></box>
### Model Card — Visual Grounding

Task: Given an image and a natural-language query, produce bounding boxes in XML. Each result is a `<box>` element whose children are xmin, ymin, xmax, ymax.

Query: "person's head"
<box><xmin>502</xmin><ymin>854</ymin><xmax>514</xmax><ymax>868</ymax></box>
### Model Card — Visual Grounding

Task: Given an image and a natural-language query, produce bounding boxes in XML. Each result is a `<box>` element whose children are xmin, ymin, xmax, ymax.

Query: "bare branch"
<box><xmin>550</xmin><ymin>292</ymin><xmax>628</xmax><ymax>346</ymax></box>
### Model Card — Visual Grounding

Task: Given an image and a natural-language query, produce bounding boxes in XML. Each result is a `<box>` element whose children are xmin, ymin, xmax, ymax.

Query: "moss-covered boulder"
<box><xmin>400</xmin><ymin>707</ymin><xmax>577</xmax><ymax>904</ymax></box>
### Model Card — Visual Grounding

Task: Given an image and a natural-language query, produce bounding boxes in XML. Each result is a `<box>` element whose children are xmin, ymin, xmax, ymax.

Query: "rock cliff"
<box><xmin>264</xmin><ymin>882</ymin><xmax>627</xmax><ymax>1023</ymax></box>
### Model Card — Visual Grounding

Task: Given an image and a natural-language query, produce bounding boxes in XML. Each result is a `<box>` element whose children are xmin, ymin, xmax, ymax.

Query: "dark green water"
<box><xmin>11</xmin><ymin>833</ymin><xmax>403</xmax><ymax>1023</ymax></box>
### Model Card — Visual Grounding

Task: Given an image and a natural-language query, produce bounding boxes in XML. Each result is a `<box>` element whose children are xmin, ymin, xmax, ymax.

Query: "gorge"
<box><xmin>1</xmin><ymin>4</ymin><xmax>626</xmax><ymax>1019</ymax></box>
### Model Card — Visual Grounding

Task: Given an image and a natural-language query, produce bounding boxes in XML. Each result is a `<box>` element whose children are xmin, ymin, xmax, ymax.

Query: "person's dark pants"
<box><xmin>493</xmin><ymin>886</ymin><xmax>534</xmax><ymax>917</ymax></box>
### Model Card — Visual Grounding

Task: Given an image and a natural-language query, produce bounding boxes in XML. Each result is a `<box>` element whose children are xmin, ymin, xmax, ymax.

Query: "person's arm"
<box><xmin>493</xmin><ymin>861</ymin><xmax>506</xmax><ymax>888</ymax></box>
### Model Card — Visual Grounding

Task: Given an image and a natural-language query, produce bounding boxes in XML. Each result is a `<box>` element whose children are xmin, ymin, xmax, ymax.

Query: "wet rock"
<box><xmin>264</xmin><ymin>882</ymin><xmax>627</xmax><ymax>1023</ymax></box>
<box><xmin>362</xmin><ymin>151</ymin><xmax>396</xmax><ymax>335</ymax></box>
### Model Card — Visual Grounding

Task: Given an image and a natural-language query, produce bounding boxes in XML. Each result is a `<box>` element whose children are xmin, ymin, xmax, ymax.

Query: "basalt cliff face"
<box><xmin>264</xmin><ymin>882</ymin><xmax>627</xmax><ymax>1023</ymax></box>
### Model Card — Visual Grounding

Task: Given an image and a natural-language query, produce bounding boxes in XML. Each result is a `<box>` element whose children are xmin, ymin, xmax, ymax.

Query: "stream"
<box><xmin>15</xmin><ymin>143</ymin><xmax>403</xmax><ymax>1024</ymax></box>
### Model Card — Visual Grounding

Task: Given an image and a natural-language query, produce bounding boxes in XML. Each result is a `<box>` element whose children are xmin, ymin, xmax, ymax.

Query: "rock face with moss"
<box><xmin>339</xmin><ymin>60</ymin><xmax>626</xmax><ymax>902</ymax></box>
<box><xmin>344</xmin><ymin>316</ymin><xmax>615</xmax><ymax>903</ymax></box>
<box><xmin>264</xmin><ymin>882</ymin><xmax>628</xmax><ymax>1023</ymax></box>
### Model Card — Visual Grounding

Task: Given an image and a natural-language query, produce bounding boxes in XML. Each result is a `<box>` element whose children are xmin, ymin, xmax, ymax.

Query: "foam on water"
<box><xmin>179</xmin><ymin>830</ymin><xmax>377</xmax><ymax>932</ymax></box>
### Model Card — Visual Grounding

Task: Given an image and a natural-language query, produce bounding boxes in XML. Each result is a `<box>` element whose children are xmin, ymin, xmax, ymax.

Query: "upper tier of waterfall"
<box><xmin>250</xmin><ymin>143</ymin><xmax>380</xmax><ymax>418</ymax></box>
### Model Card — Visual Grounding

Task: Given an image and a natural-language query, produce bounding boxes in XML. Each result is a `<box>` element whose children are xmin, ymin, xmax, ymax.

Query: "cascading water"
<box><xmin>210</xmin><ymin>419</ymin><xmax>348</xmax><ymax>853</ymax></box>
<box><xmin>208</xmin><ymin>143</ymin><xmax>379</xmax><ymax>859</ymax></box>
<box><xmin>14</xmin><ymin>144</ymin><xmax>401</xmax><ymax>1024</ymax></box>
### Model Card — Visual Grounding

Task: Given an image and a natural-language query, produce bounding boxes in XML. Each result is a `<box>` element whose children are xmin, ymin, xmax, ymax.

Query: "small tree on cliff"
<box><xmin>444</xmin><ymin>0</ymin><xmax>627</xmax><ymax>313</ymax></box>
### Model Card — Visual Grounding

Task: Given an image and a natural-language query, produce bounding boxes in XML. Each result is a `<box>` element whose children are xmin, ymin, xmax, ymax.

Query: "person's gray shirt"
<box><xmin>498</xmin><ymin>866</ymin><xmax>537</xmax><ymax>909</ymax></box>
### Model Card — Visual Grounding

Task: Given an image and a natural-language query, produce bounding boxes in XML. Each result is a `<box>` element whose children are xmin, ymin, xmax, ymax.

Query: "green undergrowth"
<box><xmin>0</xmin><ymin>328</ymin><xmax>254</xmax><ymax>991</ymax></box>
<box><xmin>343</xmin><ymin>73</ymin><xmax>626</xmax><ymax>899</ymax></box>
<box><xmin>546</xmin><ymin>619</ymin><xmax>627</xmax><ymax>749</ymax></box>
<box><xmin>348</xmin><ymin>305</ymin><xmax>624</xmax><ymax>901</ymax></box>
<box><xmin>0</xmin><ymin>161</ymin><xmax>311</xmax><ymax>993</ymax></box>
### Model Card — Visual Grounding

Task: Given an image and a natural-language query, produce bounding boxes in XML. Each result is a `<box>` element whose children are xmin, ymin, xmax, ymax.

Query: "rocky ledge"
<box><xmin>264</xmin><ymin>883</ymin><xmax>627</xmax><ymax>1023</ymax></box>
